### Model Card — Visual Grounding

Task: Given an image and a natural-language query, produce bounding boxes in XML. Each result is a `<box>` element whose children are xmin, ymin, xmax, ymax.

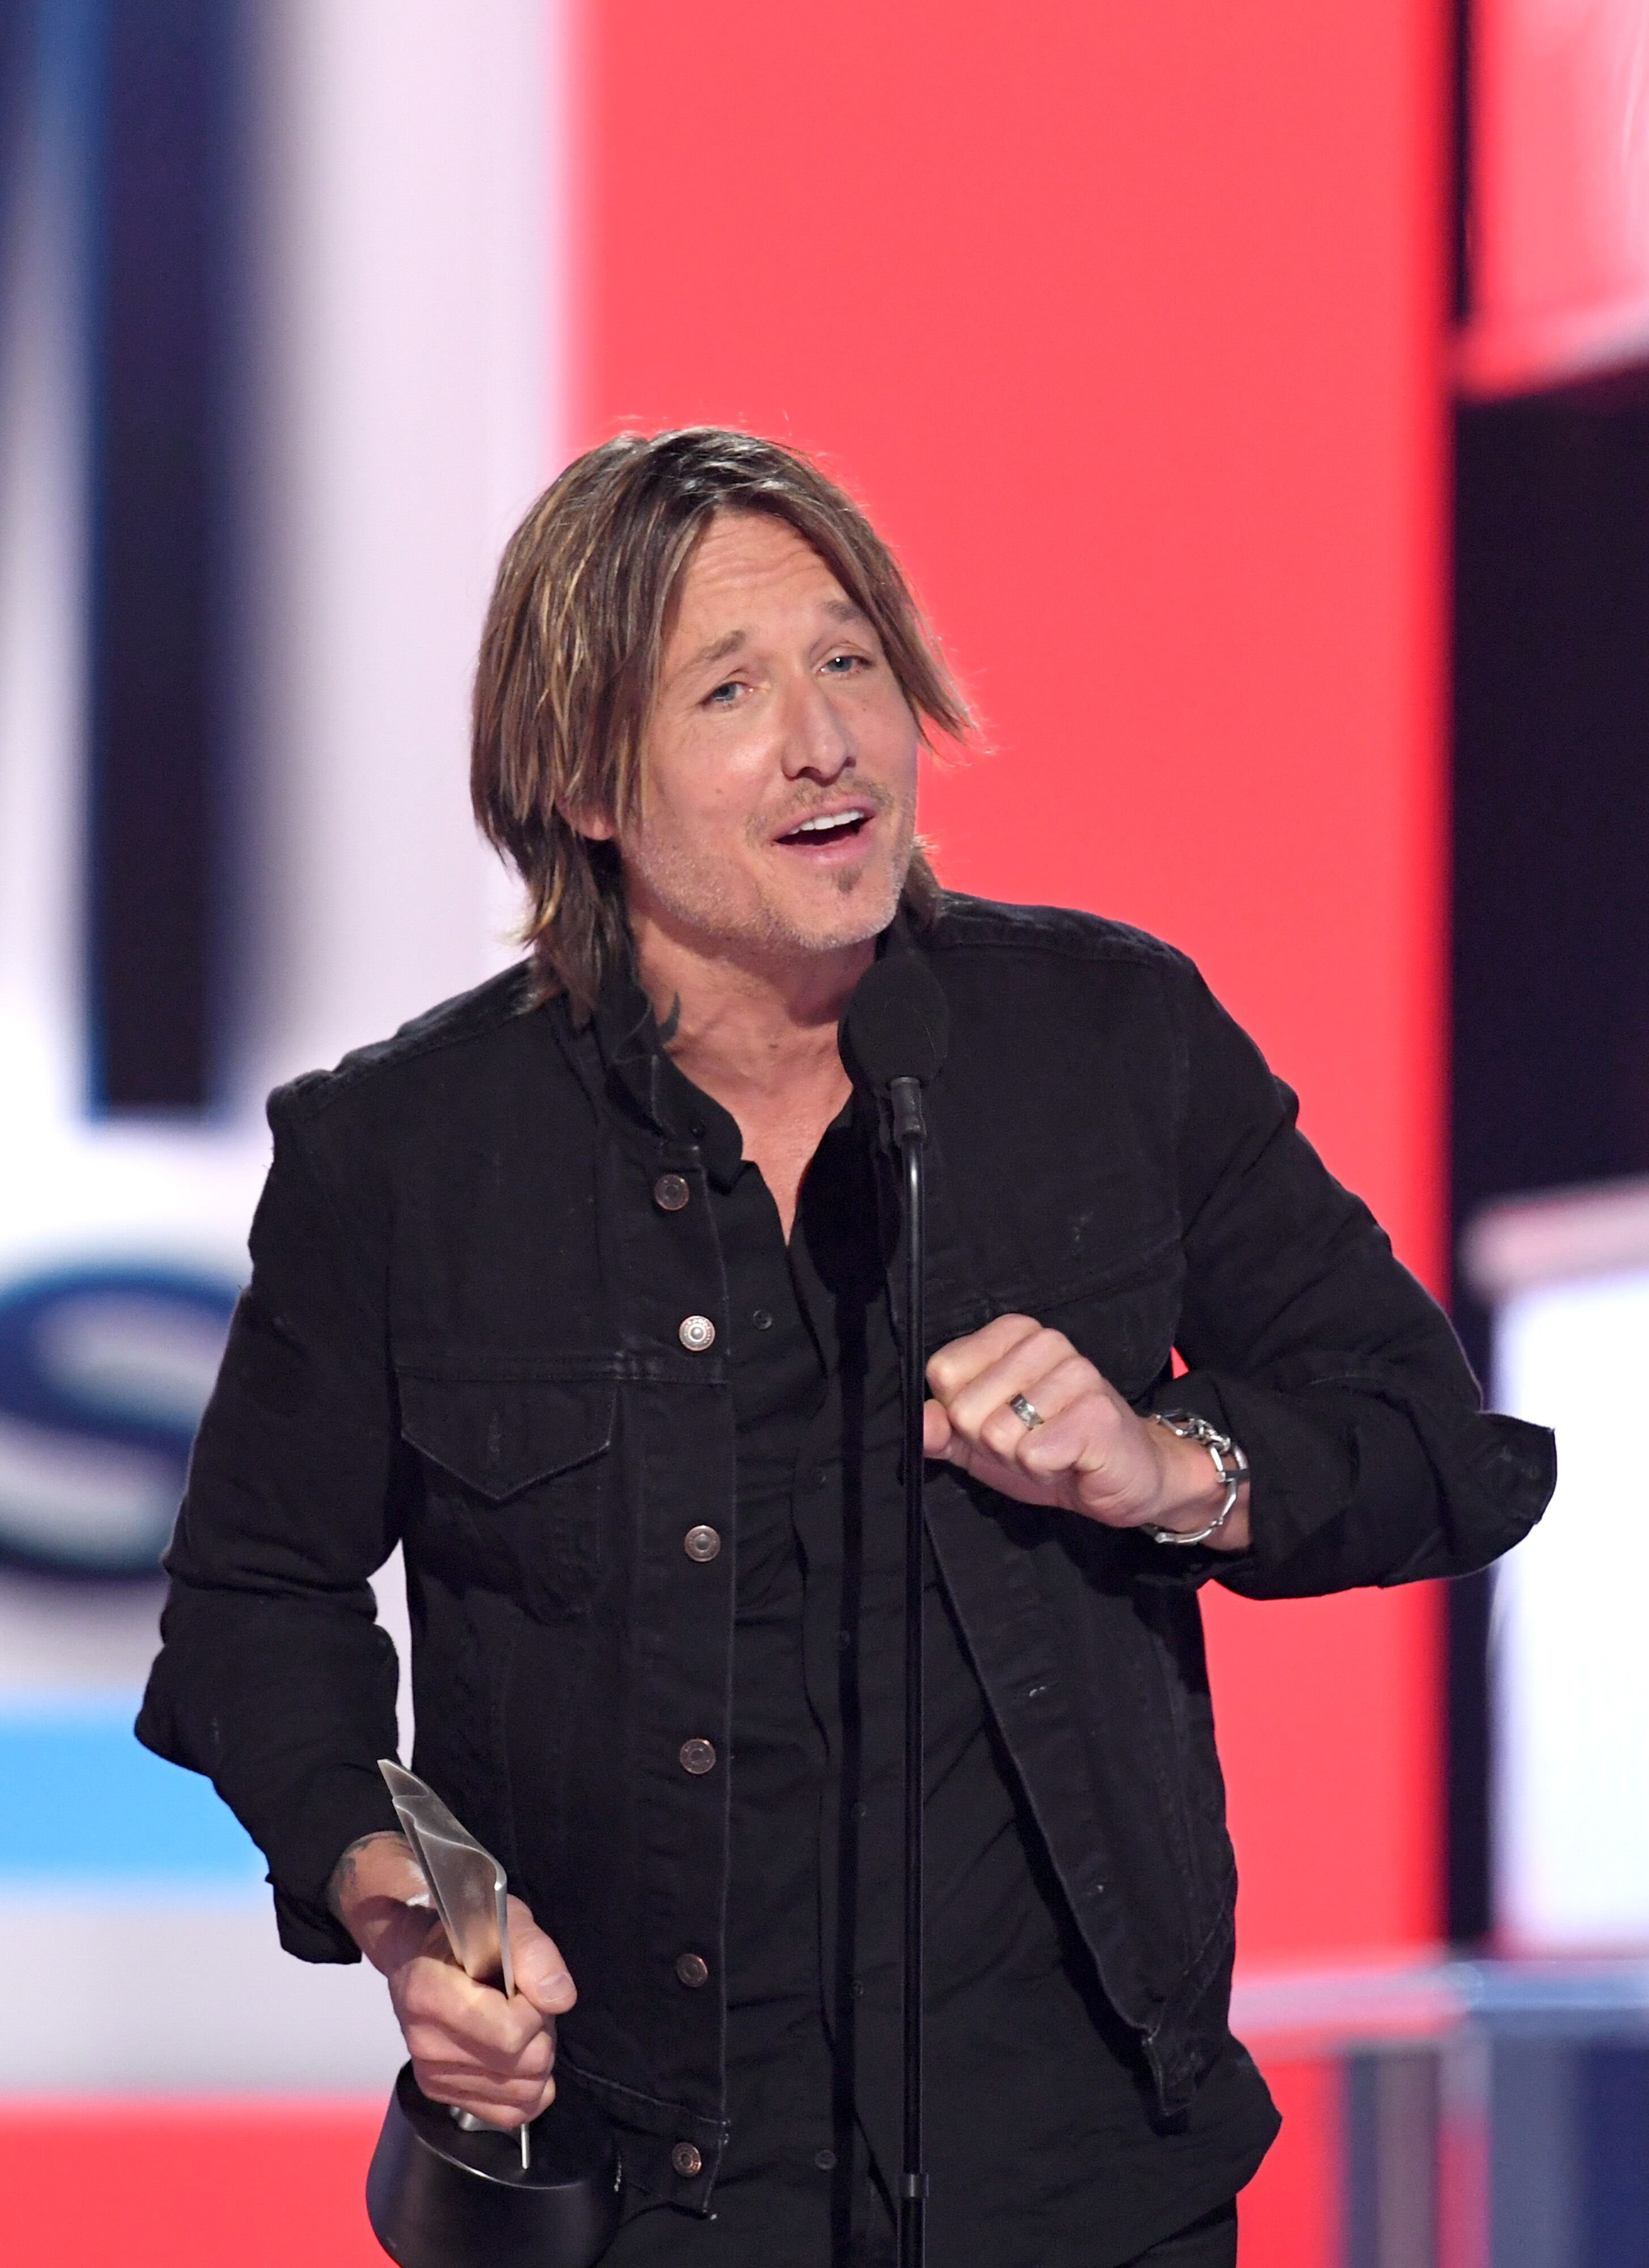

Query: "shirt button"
<box><xmin>679</xmin><ymin>1737</ymin><xmax>717</xmax><ymax>1775</ymax></box>
<box><xmin>683</xmin><ymin>1525</ymin><xmax>722</xmax><ymax>1563</ymax></box>
<box><xmin>653</xmin><ymin>1173</ymin><xmax>690</xmax><ymax>1213</ymax></box>
<box><xmin>813</xmin><ymin>2149</ymin><xmax>837</xmax><ymax>2171</ymax></box>
<box><xmin>671</xmin><ymin>2142</ymin><xmax>703</xmax><ymax>2178</ymax></box>
<box><xmin>751</xmin><ymin>1307</ymin><xmax>773</xmax><ymax>1330</ymax></box>
<box><xmin>674</xmin><ymin>1951</ymin><xmax>709</xmax><ymax>1988</ymax></box>
<box><xmin>678</xmin><ymin>1314</ymin><xmax>716</xmax><ymax>1352</ymax></box>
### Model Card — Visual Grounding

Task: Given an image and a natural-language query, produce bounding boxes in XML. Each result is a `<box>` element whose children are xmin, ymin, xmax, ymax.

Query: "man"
<box><xmin>138</xmin><ymin>428</ymin><xmax>1554</xmax><ymax>2267</ymax></box>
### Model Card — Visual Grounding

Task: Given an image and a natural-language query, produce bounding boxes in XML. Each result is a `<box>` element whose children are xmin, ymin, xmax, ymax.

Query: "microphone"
<box><xmin>839</xmin><ymin>953</ymin><xmax>950</xmax><ymax>1144</ymax></box>
<box><xmin>840</xmin><ymin>948</ymin><xmax>949</xmax><ymax>2268</ymax></box>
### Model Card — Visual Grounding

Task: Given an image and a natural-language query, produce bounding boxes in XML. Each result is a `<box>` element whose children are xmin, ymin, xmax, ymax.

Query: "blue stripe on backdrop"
<box><xmin>0</xmin><ymin>1700</ymin><xmax>264</xmax><ymax>1880</ymax></box>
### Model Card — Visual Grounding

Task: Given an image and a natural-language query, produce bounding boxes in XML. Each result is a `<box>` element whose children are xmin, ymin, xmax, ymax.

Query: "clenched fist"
<box><xmin>923</xmin><ymin>1314</ymin><xmax>1250</xmax><ymax>1551</ymax></box>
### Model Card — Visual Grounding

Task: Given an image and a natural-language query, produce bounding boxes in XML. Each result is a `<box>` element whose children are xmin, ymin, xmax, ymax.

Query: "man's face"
<box><xmin>586</xmin><ymin>511</ymin><xmax>921</xmax><ymax>964</ymax></box>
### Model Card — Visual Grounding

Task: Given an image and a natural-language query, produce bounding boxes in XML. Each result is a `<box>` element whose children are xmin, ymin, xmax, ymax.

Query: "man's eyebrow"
<box><xmin>679</xmin><ymin>628</ymin><xmax>747</xmax><ymax>677</ymax></box>
<box><xmin>674</xmin><ymin>599</ymin><xmax>873</xmax><ymax>683</ymax></box>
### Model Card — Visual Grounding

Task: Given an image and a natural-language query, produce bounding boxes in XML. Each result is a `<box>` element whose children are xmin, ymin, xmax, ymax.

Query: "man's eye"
<box><xmin>705</xmin><ymin>680</ymin><xmax>742</xmax><ymax>707</ymax></box>
<box><xmin>822</xmin><ymin>653</ymin><xmax>868</xmax><ymax>676</ymax></box>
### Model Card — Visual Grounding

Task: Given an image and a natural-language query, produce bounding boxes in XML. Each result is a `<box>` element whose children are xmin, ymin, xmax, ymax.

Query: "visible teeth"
<box><xmin>789</xmin><ymin>811</ymin><xmax>862</xmax><ymax>835</ymax></box>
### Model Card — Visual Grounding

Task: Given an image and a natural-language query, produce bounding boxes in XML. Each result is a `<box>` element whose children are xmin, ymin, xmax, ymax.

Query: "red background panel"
<box><xmin>0</xmin><ymin>2083</ymin><xmax>1340</xmax><ymax>2268</ymax></box>
<box><xmin>577</xmin><ymin>0</ymin><xmax>1449</xmax><ymax>1971</ymax></box>
<box><xmin>0</xmin><ymin>2102</ymin><xmax>386</xmax><ymax>2268</ymax></box>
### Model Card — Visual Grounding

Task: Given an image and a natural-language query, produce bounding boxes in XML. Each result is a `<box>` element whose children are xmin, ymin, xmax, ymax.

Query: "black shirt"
<box><xmin>609</xmin><ymin>1030</ymin><xmax>1278</xmax><ymax>2268</ymax></box>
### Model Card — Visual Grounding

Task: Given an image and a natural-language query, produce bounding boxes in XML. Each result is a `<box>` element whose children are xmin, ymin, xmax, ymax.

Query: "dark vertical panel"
<box><xmin>0</xmin><ymin>6</ymin><xmax>32</xmax><ymax>229</ymax></box>
<box><xmin>1488</xmin><ymin>2036</ymin><xmax>1575</xmax><ymax>2268</ymax></box>
<box><xmin>1344</xmin><ymin>2049</ymin><xmax>1441</xmax><ymax>2268</ymax></box>
<box><xmin>86</xmin><ymin>0</ymin><xmax>237</xmax><ymax>1112</ymax></box>
<box><xmin>1448</xmin><ymin>388</ymin><xmax>1649</xmax><ymax>1942</ymax></box>
<box><xmin>1578</xmin><ymin>2042</ymin><xmax>1649</xmax><ymax>2266</ymax></box>
<box><xmin>1444</xmin><ymin>1566</ymin><xmax>1494</xmax><ymax>1945</ymax></box>
<box><xmin>1453</xmin><ymin>397</ymin><xmax>1649</xmax><ymax>1238</ymax></box>
<box><xmin>1344</xmin><ymin>2054</ymin><xmax>1381</xmax><ymax>2268</ymax></box>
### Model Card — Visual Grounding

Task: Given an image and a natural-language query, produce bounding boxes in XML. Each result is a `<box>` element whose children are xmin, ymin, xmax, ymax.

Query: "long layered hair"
<box><xmin>471</xmin><ymin>428</ymin><xmax>971</xmax><ymax>1016</ymax></box>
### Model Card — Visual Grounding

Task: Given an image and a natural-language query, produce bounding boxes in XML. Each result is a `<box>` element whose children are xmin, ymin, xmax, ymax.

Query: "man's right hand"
<box><xmin>329</xmin><ymin>1831</ymin><xmax>577</xmax><ymax>2130</ymax></box>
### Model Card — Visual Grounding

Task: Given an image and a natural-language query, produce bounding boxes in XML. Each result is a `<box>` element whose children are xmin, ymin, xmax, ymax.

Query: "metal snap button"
<box><xmin>751</xmin><ymin>1307</ymin><xmax>773</xmax><ymax>1330</ymax></box>
<box><xmin>813</xmin><ymin>2149</ymin><xmax>837</xmax><ymax>2171</ymax></box>
<box><xmin>679</xmin><ymin>1737</ymin><xmax>717</xmax><ymax>1775</ymax></box>
<box><xmin>653</xmin><ymin>1173</ymin><xmax>690</xmax><ymax>1212</ymax></box>
<box><xmin>674</xmin><ymin>1951</ymin><xmax>709</xmax><ymax>1988</ymax></box>
<box><xmin>683</xmin><ymin>1525</ymin><xmax>721</xmax><ymax>1563</ymax></box>
<box><xmin>671</xmin><ymin>2142</ymin><xmax>703</xmax><ymax>2178</ymax></box>
<box><xmin>679</xmin><ymin>1314</ymin><xmax>716</xmax><ymax>1352</ymax></box>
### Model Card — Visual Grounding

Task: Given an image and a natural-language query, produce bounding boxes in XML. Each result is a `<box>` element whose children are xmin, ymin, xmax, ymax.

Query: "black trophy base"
<box><xmin>366</xmin><ymin>2061</ymin><xmax>622</xmax><ymax>2268</ymax></box>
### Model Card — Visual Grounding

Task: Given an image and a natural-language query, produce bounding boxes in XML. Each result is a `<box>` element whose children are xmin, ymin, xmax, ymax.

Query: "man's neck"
<box><xmin>630</xmin><ymin>914</ymin><xmax>872</xmax><ymax>1114</ymax></box>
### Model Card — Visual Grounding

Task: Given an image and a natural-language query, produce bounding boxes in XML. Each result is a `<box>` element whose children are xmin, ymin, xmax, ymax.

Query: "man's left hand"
<box><xmin>923</xmin><ymin>1314</ymin><xmax>1250</xmax><ymax>1551</ymax></box>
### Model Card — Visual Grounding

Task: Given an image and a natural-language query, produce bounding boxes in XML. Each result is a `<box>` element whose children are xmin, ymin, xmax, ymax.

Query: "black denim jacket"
<box><xmin>137</xmin><ymin>896</ymin><xmax>1554</xmax><ymax>2208</ymax></box>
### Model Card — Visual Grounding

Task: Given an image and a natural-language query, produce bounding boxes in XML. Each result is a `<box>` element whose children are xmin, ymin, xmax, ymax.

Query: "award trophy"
<box><xmin>365</xmin><ymin>1762</ymin><xmax>622</xmax><ymax>2268</ymax></box>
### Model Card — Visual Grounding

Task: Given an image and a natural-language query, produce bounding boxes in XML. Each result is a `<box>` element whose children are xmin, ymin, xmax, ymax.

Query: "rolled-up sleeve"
<box><xmin>136</xmin><ymin>1085</ymin><xmax>405</xmax><ymax>1961</ymax></box>
<box><xmin>1147</xmin><ymin>963</ymin><xmax>1554</xmax><ymax>1598</ymax></box>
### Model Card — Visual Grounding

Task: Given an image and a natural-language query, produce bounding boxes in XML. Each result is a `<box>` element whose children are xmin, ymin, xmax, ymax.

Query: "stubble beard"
<box><xmin>627</xmin><ymin>797</ymin><xmax>916</xmax><ymax>965</ymax></box>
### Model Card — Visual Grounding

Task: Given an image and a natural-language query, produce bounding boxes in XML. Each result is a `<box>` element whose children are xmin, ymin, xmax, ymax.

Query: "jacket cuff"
<box><xmin>273</xmin><ymin>1880</ymin><xmax>367</xmax><ymax>1964</ymax></box>
<box><xmin>134</xmin><ymin>1689</ymin><xmax>403</xmax><ymax>1965</ymax></box>
<box><xmin>1147</xmin><ymin>1366</ymin><xmax>1554</xmax><ymax>1597</ymax></box>
<box><xmin>261</xmin><ymin>1760</ymin><xmax>405</xmax><ymax>1957</ymax></box>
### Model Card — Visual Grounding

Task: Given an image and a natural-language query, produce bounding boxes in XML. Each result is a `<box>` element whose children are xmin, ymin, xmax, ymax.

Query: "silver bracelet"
<box><xmin>1144</xmin><ymin>1410</ymin><xmax>1249</xmax><ymax>1545</ymax></box>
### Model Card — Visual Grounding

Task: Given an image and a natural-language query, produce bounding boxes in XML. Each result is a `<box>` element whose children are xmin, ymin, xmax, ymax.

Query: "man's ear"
<box><xmin>560</xmin><ymin>801</ymin><xmax>616</xmax><ymax>843</ymax></box>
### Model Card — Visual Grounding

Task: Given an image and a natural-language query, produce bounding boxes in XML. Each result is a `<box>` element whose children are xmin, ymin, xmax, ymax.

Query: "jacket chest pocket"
<box><xmin>397</xmin><ymin>1372</ymin><xmax>616</xmax><ymax>1615</ymax></box>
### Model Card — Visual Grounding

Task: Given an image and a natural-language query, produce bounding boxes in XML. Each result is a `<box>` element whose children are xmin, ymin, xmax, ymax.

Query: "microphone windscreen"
<box><xmin>840</xmin><ymin>954</ymin><xmax>950</xmax><ymax>1091</ymax></box>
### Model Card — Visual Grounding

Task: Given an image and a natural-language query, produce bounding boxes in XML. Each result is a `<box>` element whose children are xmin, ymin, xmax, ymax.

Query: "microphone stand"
<box><xmin>889</xmin><ymin>1073</ymin><xmax>929</xmax><ymax>2268</ymax></box>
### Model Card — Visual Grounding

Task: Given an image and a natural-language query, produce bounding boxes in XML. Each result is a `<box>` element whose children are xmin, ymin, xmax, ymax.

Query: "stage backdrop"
<box><xmin>0</xmin><ymin>5</ymin><xmax>1451</xmax><ymax>2264</ymax></box>
<box><xmin>577</xmin><ymin>0</ymin><xmax>1450</xmax><ymax>1967</ymax></box>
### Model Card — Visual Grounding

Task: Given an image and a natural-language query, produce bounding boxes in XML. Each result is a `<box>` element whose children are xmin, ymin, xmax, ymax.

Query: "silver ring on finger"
<box><xmin>1009</xmin><ymin>1393</ymin><xmax>1045</xmax><ymax>1432</ymax></box>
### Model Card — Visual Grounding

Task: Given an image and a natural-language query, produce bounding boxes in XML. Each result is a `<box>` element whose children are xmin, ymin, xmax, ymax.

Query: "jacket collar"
<box><xmin>588</xmin><ymin>957</ymin><xmax>745</xmax><ymax>1189</ymax></box>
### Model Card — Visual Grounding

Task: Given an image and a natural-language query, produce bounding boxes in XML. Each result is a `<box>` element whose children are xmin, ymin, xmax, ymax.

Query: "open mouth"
<box><xmin>775</xmin><ymin>807</ymin><xmax>872</xmax><ymax>847</ymax></box>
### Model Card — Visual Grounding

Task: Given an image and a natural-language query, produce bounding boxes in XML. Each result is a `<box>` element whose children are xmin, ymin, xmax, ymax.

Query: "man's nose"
<box><xmin>779</xmin><ymin>675</ymin><xmax>855</xmax><ymax>780</ymax></box>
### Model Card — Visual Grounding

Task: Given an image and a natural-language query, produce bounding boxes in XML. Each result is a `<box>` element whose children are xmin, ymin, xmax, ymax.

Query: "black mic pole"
<box><xmin>840</xmin><ymin>951</ymin><xmax>948</xmax><ymax>2268</ymax></box>
<box><xmin>889</xmin><ymin>1072</ymin><xmax>929</xmax><ymax>2268</ymax></box>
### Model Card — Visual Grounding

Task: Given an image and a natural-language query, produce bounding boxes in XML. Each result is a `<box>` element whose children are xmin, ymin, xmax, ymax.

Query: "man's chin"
<box><xmin>759</xmin><ymin>867</ymin><xmax>905</xmax><ymax>957</ymax></box>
